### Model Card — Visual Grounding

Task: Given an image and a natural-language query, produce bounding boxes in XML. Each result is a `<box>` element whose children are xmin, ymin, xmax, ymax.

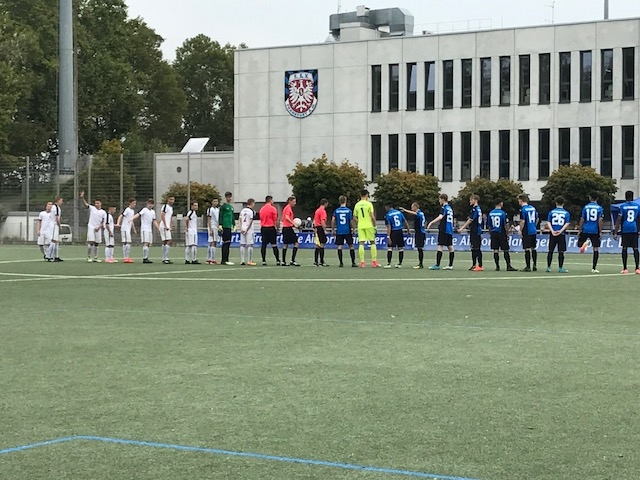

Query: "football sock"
<box><xmin>370</xmin><ymin>244</ymin><xmax>377</xmax><ymax>261</ymax></box>
<box><xmin>634</xmin><ymin>249</ymin><xmax>639</xmax><ymax>269</ymax></box>
<box><xmin>314</xmin><ymin>248</ymin><xmax>319</xmax><ymax>264</ymax></box>
<box><xmin>398</xmin><ymin>251</ymin><xmax>404</xmax><ymax>264</ymax></box>
<box><xmin>476</xmin><ymin>250</ymin><xmax>482</xmax><ymax>267</ymax></box>
<box><xmin>532</xmin><ymin>250</ymin><xmax>538</xmax><ymax>267</ymax></box>
<box><xmin>54</xmin><ymin>243</ymin><xmax>59</xmax><ymax>258</ymax></box>
<box><xmin>358</xmin><ymin>245</ymin><xmax>365</xmax><ymax>263</ymax></box>
<box><xmin>292</xmin><ymin>247</ymin><xmax>298</xmax><ymax>262</ymax></box>
<box><xmin>593</xmin><ymin>251</ymin><xmax>599</xmax><ymax>269</ymax></box>
<box><xmin>504</xmin><ymin>251</ymin><xmax>512</xmax><ymax>266</ymax></box>
<box><xmin>558</xmin><ymin>252</ymin><xmax>564</xmax><ymax>268</ymax></box>
<box><xmin>94</xmin><ymin>245</ymin><xmax>99</xmax><ymax>257</ymax></box>
<box><xmin>547</xmin><ymin>252</ymin><xmax>553</xmax><ymax>267</ymax></box>
<box><xmin>185</xmin><ymin>247</ymin><xmax>190</xmax><ymax>261</ymax></box>
<box><xmin>125</xmin><ymin>244</ymin><xmax>131</xmax><ymax>258</ymax></box>
<box><xmin>338</xmin><ymin>249</ymin><xmax>343</xmax><ymax>264</ymax></box>
<box><xmin>494</xmin><ymin>252</ymin><xmax>500</xmax><ymax>267</ymax></box>
<box><xmin>211</xmin><ymin>246</ymin><xmax>216</xmax><ymax>261</ymax></box>
<box><xmin>387</xmin><ymin>250</ymin><xmax>393</xmax><ymax>264</ymax></box>
<box><xmin>525</xmin><ymin>250</ymin><xmax>531</xmax><ymax>268</ymax></box>
<box><xmin>39</xmin><ymin>245</ymin><xmax>45</xmax><ymax>254</ymax></box>
<box><xmin>319</xmin><ymin>248</ymin><xmax>325</xmax><ymax>263</ymax></box>
<box><xmin>207</xmin><ymin>246</ymin><xmax>212</xmax><ymax>261</ymax></box>
<box><xmin>471</xmin><ymin>250</ymin><xmax>477</xmax><ymax>266</ymax></box>
<box><xmin>143</xmin><ymin>246</ymin><xmax>149</xmax><ymax>259</ymax></box>
<box><xmin>261</xmin><ymin>244</ymin><xmax>267</xmax><ymax>262</ymax></box>
<box><xmin>248</xmin><ymin>246</ymin><xmax>253</xmax><ymax>262</ymax></box>
<box><xmin>240</xmin><ymin>246</ymin><xmax>245</xmax><ymax>263</ymax></box>
<box><xmin>165</xmin><ymin>245</ymin><xmax>171</xmax><ymax>260</ymax></box>
<box><xmin>622</xmin><ymin>250</ymin><xmax>628</xmax><ymax>269</ymax></box>
<box><xmin>282</xmin><ymin>248</ymin><xmax>288</xmax><ymax>263</ymax></box>
<box><xmin>87</xmin><ymin>245</ymin><xmax>92</xmax><ymax>257</ymax></box>
<box><xmin>349</xmin><ymin>249</ymin><xmax>356</xmax><ymax>263</ymax></box>
<box><xmin>436</xmin><ymin>250</ymin><xmax>443</xmax><ymax>266</ymax></box>
<box><xmin>418</xmin><ymin>248</ymin><xmax>424</xmax><ymax>265</ymax></box>
<box><xmin>47</xmin><ymin>243</ymin><xmax>54</xmax><ymax>259</ymax></box>
<box><xmin>191</xmin><ymin>246</ymin><xmax>197</xmax><ymax>261</ymax></box>
<box><xmin>222</xmin><ymin>243</ymin><xmax>230</xmax><ymax>262</ymax></box>
<box><xmin>449</xmin><ymin>251</ymin><xmax>454</xmax><ymax>267</ymax></box>
<box><xmin>272</xmin><ymin>246</ymin><xmax>280</xmax><ymax>262</ymax></box>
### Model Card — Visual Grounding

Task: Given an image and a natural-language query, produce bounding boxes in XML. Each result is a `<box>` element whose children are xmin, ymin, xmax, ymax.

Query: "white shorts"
<box><xmin>121</xmin><ymin>230</ymin><xmax>132</xmax><ymax>243</ymax></box>
<box><xmin>160</xmin><ymin>229</ymin><xmax>172</xmax><ymax>242</ymax></box>
<box><xmin>240</xmin><ymin>231</ymin><xmax>255</xmax><ymax>245</ymax></box>
<box><xmin>208</xmin><ymin>231</ymin><xmax>219</xmax><ymax>243</ymax></box>
<box><xmin>87</xmin><ymin>228</ymin><xmax>102</xmax><ymax>244</ymax></box>
<box><xmin>51</xmin><ymin>225</ymin><xmax>60</xmax><ymax>242</ymax></box>
<box><xmin>104</xmin><ymin>232</ymin><xmax>115</xmax><ymax>247</ymax></box>
<box><xmin>185</xmin><ymin>232</ymin><xmax>197</xmax><ymax>246</ymax></box>
<box><xmin>141</xmin><ymin>230</ymin><xmax>153</xmax><ymax>245</ymax></box>
<box><xmin>37</xmin><ymin>233</ymin><xmax>52</xmax><ymax>246</ymax></box>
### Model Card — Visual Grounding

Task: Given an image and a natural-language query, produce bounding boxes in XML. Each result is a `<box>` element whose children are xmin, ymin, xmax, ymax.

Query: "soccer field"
<box><xmin>1</xmin><ymin>245</ymin><xmax>638</xmax><ymax>480</ymax></box>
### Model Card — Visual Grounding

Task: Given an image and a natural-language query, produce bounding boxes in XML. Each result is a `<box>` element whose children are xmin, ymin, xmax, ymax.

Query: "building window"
<box><xmin>462</xmin><ymin>58</ymin><xmax>472</xmax><ymax>108</ymax></box>
<box><xmin>425</xmin><ymin>61</ymin><xmax>435</xmax><ymax>110</ymax></box>
<box><xmin>559</xmin><ymin>128</ymin><xmax>570</xmax><ymax>167</ymax></box>
<box><xmin>623</xmin><ymin>47</ymin><xmax>635</xmax><ymax>100</ymax></box>
<box><xmin>480</xmin><ymin>131</ymin><xmax>491</xmax><ymax>179</ymax></box>
<box><xmin>424</xmin><ymin>133</ymin><xmax>435</xmax><ymax>175</ymax></box>
<box><xmin>580</xmin><ymin>51</ymin><xmax>592</xmax><ymax>102</ymax></box>
<box><xmin>461</xmin><ymin>131</ymin><xmax>472</xmax><ymax>181</ymax></box>
<box><xmin>601</xmin><ymin>49</ymin><xmax>613</xmax><ymax>101</ymax></box>
<box><xmin>406</xmin><ymin>63</ymin><xmax>417</xmax><ymax>111</ymax></box>
<box><xmin>538</xmin><ymin>129</ymin><xmax>550</xmax><ymax>179</ymax></box>
<box><xmin>622</xmin><ymin>126</ymin><xmax>634</xmax><ymax>179</ymax></box>
<box><xmin>371</xmin><ymin>65</ymin><xmax>382</xmax><ymax>112</ymax></box>
<box><xmin>389</xmin><ymin>134</ymin><xmax>399</xmax><ymax>170</ymax></box>
<box><xmin>499</xmin><ymin>56</ymin><xmax>510</xmax><ymax>106</ymax></box>
<box><xmin>443</xmin><ymin>60</ymin><xmax>454</xmax><ymax>109</ymax></box>
<box><xmin>480</xmin><ymin>57</ymin><xmax>491</xmax><ymax>107</ymax></box>
<box><xmin>442</xmin><ymin>132</ymin><xmax>453</xmax><ymax>182</ymax></box>
<box><xmin>499</xmin><ymin>130</ymin><xmax>510</xmax><ymax>179</ymax></box>
<box><xmin>600</xmin><ymin>126</ymin><xmax>612</xmax><ymax>177</ymax></box>
<box><xmin>406</xmin><ymin>133</ymin><xmax>417</xmax><ymax>172</ymax></box>
<box><xmin>371</xmin><ymin>135</ymin><xmax>381</xmax><ymax>179</ymax></box>
<box><xmin>519</xmin><ymin>55</ymin><xmax>530</xmax><ymax>105</ymax></box>
<box><xmin>389</xmin><ymin>64</ymin><xmax>399</xmax><ymax>111</ymax></box>
<box><xmin>539</xmin><ymin>53</ymin><xmax>551</xmax><ymax>104</ymax></box>
<box><xmin>559</xmin><ymin>52</ymin><xmax>571</xmax><ymax>103</ymax></box>
<box><xmin>579</xmin><ymin>127</ymin><xmax>591</xmax><ymax>167</ymax></box>
<box><xmin>518</xmin><ymin>130</ymin><xmax>530</xmax><ymax>181</ymax></box>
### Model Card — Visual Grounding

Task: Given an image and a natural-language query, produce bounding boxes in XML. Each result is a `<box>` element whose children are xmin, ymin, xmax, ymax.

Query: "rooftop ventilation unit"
<box><xmin>329</xmin><ymin>6</ymin><xmax>414</xmax><ymax>41</ymax></box>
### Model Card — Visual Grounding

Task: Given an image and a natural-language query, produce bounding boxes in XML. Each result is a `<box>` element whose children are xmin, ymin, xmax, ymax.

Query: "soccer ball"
<box><xmin>293</xmin><ymin>217</ymin><xmax>302</xmax><ymax>228</ymax></box>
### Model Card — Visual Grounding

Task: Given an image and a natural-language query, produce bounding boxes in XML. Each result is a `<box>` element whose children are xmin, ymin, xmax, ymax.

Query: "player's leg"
<box><xmin>592</xmin><ymin>234</ymin><xmax>600</xmax><ymax>271</ymax></box>
<box><xmin>337</xmin><ymin>243</ymin><xmax>344</xmax><ymax>266</ymax></box>
<box><xmin>358</xmin><ymin>239</ymin><xmax>365</xmax><ymax>266</ymax></box>
<box><xmin>240</xmin><ymin>241</ymin><xmax>246</xmax><ymax>264</ymax></box>
<box><xmin>435</xmin><ymin>245</ymin><xmax>443</xmax><ymax>267</ymax></box>
<box><xmin>247</xmin><ymin>233</ymin><xmax>255</xmax><ymax>264</ymax></box>
<box><xmin>260</xmin><ymin>228</ymin><xmax>268</xmax><ymax>264</ymax></box>
<box><xmin>558</xmin><ymin>236</ymin><xmax>567</xmax><ymax>272</ymax></box>
<box><xmin>447</xmin><ymin>245</ymin><xmax>455</xmax><ymax>269</ymax></box>
<box><xmin>386</xmin><ymin>234</ymin><xmax>393</xmax><ymax>267</ymax></box>
<box><xmin>291</xmin><ymin>241</ymin><xmax>299</xmax><ymax>264</ymax></box>
<box><xmin>271</xmin><ymin>229</ymin><xmax>280</xmax><ymax>264</ymax></box>
<box><xmin>282</xmin><ymin>244</ymin><xmax>288</xmax><ymax>264</ymax></box>
<box><xmin>546</xmin><ymin>236</ymin><xmax>555</xmax><ymax>270</ymax></box>
<box><xmin>634</xmin><ymin>245</ymin><xmax>640</xmax><ymax>272</ymax></box>
<box><xmin>622</xmin><ymin>246</ymin><xmax>628</xmax><ymax>272</ymax></box>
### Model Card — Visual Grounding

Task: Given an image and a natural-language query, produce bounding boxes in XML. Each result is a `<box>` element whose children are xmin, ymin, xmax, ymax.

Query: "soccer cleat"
<box><xmin>495</xmin><ymin>265</ymin><xmax>501</xmax><ymax>271</ymax></box>
<box><xmin>372</xmin><ymin>261</ymin><xmax>380</xmax><ymax>268</ymax></box>
<box><xmin>224</xmin><ymin>261</ymin><xmax>235</xmax><ymax>266</ymax></box>
<box><xmin>545</xmin><ymin>267</ymin><xmax>551</xmax><ymax>272</ymax></box>
<box><xmin>428</xmin><ymin>265</ymin><xmax>440</xmax><ymax>270</ymax></box>
<box><xmin>395</xmin><ymin>264</ymin><xmax>402</xmax><ymax>269</ymax></box>
<box><xmin>339</xmin><ymin>263</ymin><xmax>344</xmax><ymax>267</ymax></box>
<box><xmin>206</xmin><ymin>259</ymin><xmax>213</xmax><ymax>264</ymax></box>
<box><xmin>240</xmin><ymin>262</ymin><xmax>246</xmax><ymax>266</ymax></box>
<box><xmin>506</xmin><ymin>266</ymin><xmax>518</xmax><ymax>271</ymax></box>
<box><xmin>591</xmin><ymin>269</ymin><xmax>599</xmax><ymax>273</ymax></box>
<box><xmin>443</xmin><ymin>265</ymin><xmax>453</xmax><ymax>270</ymax></box>
<box><xmin>281</xmin><ymin>262</ymin><xmax>289</xmax><ymax>266</ymax></box>
<box><xmin>384</xmin><ymin>264</ymin><xmax>392</xmax><ymax>269</ymax></box>
<box><xmin>320</xmin><ymin>263</ymin><xmax>328</xmax><ymax>267</ymax></box>
<box><xmin>290</xmin><ymin>262</ymin><xmax>300</xmax><ymax>267</ymax></box>
<box><xmin>580</xmin><ymin>241</ymin><xmax>589</xmax><ymax>253</ymax></box>
<box><xmin>211</xmin><ymin>260</ymin><xmax>220</xmax><ymax>265</ymax></box>
<box><xmin>105</xmin><ymin>258</ymin><xmax>115</xmax><ymax>264</ymax></box>
<box><xmin>621</xmin><ymin>269</ymin><xmax>629</xmax><ymax>274</ymax></box>
<box><xmin>262</xmin><ymin>262</ymin><xmax>267</xmax><ymax>266</ymax></box>
<box><xmin>532</xmin><ymin>266</ymin><xmax>537</xmax><ymax>272</ymax></box>
<box><xmin>351</xmin><ymin>263</ymin><xmax>358</xmax><ymax>268</ymax></box>
<box><xmin>112</xmin><ymin>259</ymin><xmax>118</xmax><ymax>263</ymax></box>
<box><xmin>276</xmin><ymin>261</ymin><xmax>281</xmax><ymax>266</ymax></box>
<box><xmin>54</xmin><ymin>258</ymin><xmax>63</xmax><ymax>262</ymax></box>
<box><xmin>247</xmin><ymin>261</ymin><xmax>257</xmax><ymax>266</ymax></box>
<box><xmin>192</xmin><ymin>260</ymin><xmax>201</xmax><ymax>265</ymax></box>
<box><xmin>635</xmin><ymin>268</ymin><xmax>640</xmax><ymax>275</ymax></box>
<box><xmin>468</xmin><ymin>265</ymin><xmax>476</xmax><ymax>271</ymax></box>
<box><xmin>558</xmin><ymin>268</ymin><xmax>568</xmax><ymax>273</ymax></box>
<box><xmin>185</xmin><ymin>260</ymin><xmax>191</xmax><ymax>264</ymax></box>
<box><xmin>522</xmin><ymin>267</ymin><xmax>531</xmax><ymax>272</ymax></box>
<box><xmin>93</xmin><ymin>258</ymin><xmax>102</xmax><ymax>263</ymax></box>
<box><xmin>143</xmin><ymin>258</ymin><xmax>153</xmax><ymax>263</ymax></box>
<box><xmin>360</xmin><ymin>262</ymin><xmax>366</xmax><ymax>268</ymax></box>
<box><xmin>472</xmin><ymin>266</ymin><xmax>484</xmax><ymax>272</ymax></box>
<box><xmin>87</xmin><ymin>257</ymin><xmax>93</xmax><ymax>263</ymax></box>
<box><xmin>124</xmin><ymin>258</ymin><xmax>134</xmax><ymax>263</ymax></box>
<box><xmin>413</xmin><ymin>264</ymin><xmax>424</xmax><ymax>269</ymax></box>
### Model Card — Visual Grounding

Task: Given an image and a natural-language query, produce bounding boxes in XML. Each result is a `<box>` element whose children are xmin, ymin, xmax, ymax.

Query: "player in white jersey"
<box><xmin>184</xmin><ymin>201</ymin><xmax>200</xmax><ymax>264</ymax></box>
<box><xmin>239</xmin><ymin>198</ymin><xmax>256</xmax><ymax>266</ymax></box>
<box><xmin>47</xmin><ymin>196</ymin><xmax>64</xmax><ymax>262</ymax></box>
<box><xmin>116</xmin><ymin>198</ymin><xmax>137</xmax><ymax>263</ymax></box>
<box><xmin>206</xmin><ymin>198</ymin><xmax>220</xmax><ymax>264</ymax></box>
<box><xmin>160</xmin><ymin>196</ymin><xmax>175</xmax><ymax>264</ymax></box>
<box><xmin>132</xmin><ymin>198</ymin><xmax>159</xmax><ymax>263</ymax></box>
<box><xmin>104</xmin><ymin>205</ymin><xmax>117</xmax><ymax>263</ymax></box>
<box><xmin>37</xmin><ymin>202</ymin><xmax>53</xmax><ymax>260</ymax></box>
<box><xmin>80</xmin><ymin>191</ymin><xmax>107</xmax><ymax>262</ymax></box>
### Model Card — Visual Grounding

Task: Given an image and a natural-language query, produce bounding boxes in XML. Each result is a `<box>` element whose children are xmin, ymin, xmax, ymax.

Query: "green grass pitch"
<box><xmin>1</xmin><ymin>245</ymin><xmax>638</xmax><ymax>480</ymax></box>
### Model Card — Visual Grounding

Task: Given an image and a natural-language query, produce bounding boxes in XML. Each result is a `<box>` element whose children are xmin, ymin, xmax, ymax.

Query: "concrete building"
<box><xmin>234</xmin><ymin>7</ymin><xmax>640</xmax><ymax>202</ymax></box>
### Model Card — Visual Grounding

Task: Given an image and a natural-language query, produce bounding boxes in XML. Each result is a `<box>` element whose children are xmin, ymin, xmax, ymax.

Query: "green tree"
<box><xmin>173</xmin><ymin>35</ymin><xmax>240</xmax><ymax>148</ymax></box>
<box><xmin>286</xmin><ymin>154</ymin><xmax>368</xmax><ymax>215</ymax></box>
<box><xmin>373</xmin><ymin>170</ymin><xmax>440</xmax><ymax>217</ymax></box>
<box><xmin>451</xmin><ymin>177</ymin><xmax>525</xmax><ymax>219</ymax></box>
<box><xmin>540</xmin><ymin>165</ymin><xmax>618</xmax><ymax>219</ymax></box>
<box><xmin>162</xmin><ymin>182</ymin><xmax>221</xmax><ymax>217</ymax></box>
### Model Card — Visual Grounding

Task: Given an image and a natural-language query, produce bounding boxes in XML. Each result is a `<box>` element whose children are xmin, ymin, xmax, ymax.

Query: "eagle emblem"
<box><xmin>285</xmin><ymin>70</ymin><xmax>318</xmax><ymax>118</ymax></box>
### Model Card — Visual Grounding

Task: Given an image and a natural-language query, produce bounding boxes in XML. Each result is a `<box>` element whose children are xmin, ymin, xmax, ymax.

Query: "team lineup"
<box><xmin>34</xmin><ymin>188</ymin><xmax>640</xmax><ymax>273</ymax></box>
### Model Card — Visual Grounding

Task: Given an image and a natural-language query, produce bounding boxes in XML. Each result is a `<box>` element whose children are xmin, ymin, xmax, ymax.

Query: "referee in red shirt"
<box><xmin>314</xmin><ymin>198</ymin><xmax>329</xmax><ymax>266</ymax></box>
<box><xmin>259</xmin><ymin>196</ymin><xmax>281</xmax><ymax>266</ymax></box>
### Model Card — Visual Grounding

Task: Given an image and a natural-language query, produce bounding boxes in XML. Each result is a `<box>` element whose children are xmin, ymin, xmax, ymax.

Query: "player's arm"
<box><xmin>598</xmin><ymin>215</ymin><xmax>603</xmax><ymax>235</ymax></box>
<box><xmin>577</xmin><ymin>213</ymin><xmax>585</xmax><ymax>232</ymax></box>
<box><xmin>36</xmin><ymin>217</ymin><xmax>42</xmax><ymax>236</ymax></box>
<box><xmin>403</xmin><ymin>219</ymin><xmax>410</xmax><ymax>232</ymax></box>
<box><xmin>385</xmin><ymin>220</ymin><xmax>391</xmax><ymax>238</ymax></box>
<box><xmin>153</xmin><ymin>219</ymin><xmax>160</xmax><ymax>231</ymax></box>
<box><xmin>330</xmin><ymin>214</ymin><xmax>336</xmax><ymax>235</ymax></box>
<box><xmin>399</xmin><ymin>207</ymin><xmax>415</xmax><ymax>216</ymax></box>
<box><xmin>613</xmin><ymin>214</ymin><xmax>622</xmax><ymax>238</ymax></box>
<box><xmin>161</xmin><ymin>208</ymin><xmax>168</xmax><ymax>230</ymax></box>
<box><xmin>458</xmin><ymin>217</ymin><xmax>472</xmax><ymax>233</ymax></box>
<box><xmin>116</xmin><ymin>213</ymin><xmax>123</xmax><ymax>228</ymax></box>
<box><xmin>519</xmin><ymin>218</ymin><xmax>525</xmax><ymax>235</ymax></box>
<box><xmin>427</xmin><ymin>214</ymin><xmax>443</xmax><ymax>230</ymax></box>
<box><xmin>79</xmin><ymin>190</ymin><xmax>89</xmax><ymax>208</ymax></box>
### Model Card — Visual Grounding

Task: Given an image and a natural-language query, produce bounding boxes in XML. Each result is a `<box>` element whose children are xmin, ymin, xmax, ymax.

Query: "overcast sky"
<box><xmin>125</xmin><ymin>0</ymin><xmax>640</xmax><ymax>61</ymax></box>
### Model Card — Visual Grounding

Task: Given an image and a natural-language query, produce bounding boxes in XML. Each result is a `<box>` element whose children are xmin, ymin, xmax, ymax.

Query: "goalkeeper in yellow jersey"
<box><xmin>353</xmin><ymin>189</ymin><xmax>380</xmax><ymax>268</ymax></box>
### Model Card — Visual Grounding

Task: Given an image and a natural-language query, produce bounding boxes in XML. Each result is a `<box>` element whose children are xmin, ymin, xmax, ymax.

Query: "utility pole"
<box><xmin>546</xmin><ymin>1</ymin><xmax>556</xmax><ymax>24</ymax></box>
<box><xmin>604</xmin><ymin>0</ymin><xmax>609</xmax><ymax>19</ymax></box>
<box><xmin>59</xmin><ymin>0</ymin><xmax>75</xmax><ymax>172</ymax></box>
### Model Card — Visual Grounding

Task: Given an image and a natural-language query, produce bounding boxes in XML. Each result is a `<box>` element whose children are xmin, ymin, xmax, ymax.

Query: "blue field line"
<box><xmin>73</xmin><ymin>435</ymin><xmax>480</xmax><ymax>480</ymax></box>
<box><xmin>0</xmin><ymin>436</ymin><xmax>77</xmax><ymax>455</ymax></box>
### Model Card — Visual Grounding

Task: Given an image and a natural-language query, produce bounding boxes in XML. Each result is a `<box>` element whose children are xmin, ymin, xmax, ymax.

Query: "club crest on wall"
<box><xmin>284</xmin><ymin>70</ymin><xmax>318</xmax><ymax>118</ymax></box>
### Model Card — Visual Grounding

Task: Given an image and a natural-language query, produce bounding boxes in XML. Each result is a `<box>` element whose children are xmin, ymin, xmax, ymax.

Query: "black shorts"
<box><xmin>548</xmin><ymin>234</ymin><xmax>567</xmax><ymax>252</ymax></box>
<box><xmin>414</xmin><ymin>231</ymin><xmax>426</xmax><ymax>249</ymax></box>
<box><xmin>388</xmin><ymin>230</ymin><xmax>404</xmax><ymax>248</ymax></box>
<box><xmin>522</xmin><ymin>233</ymin><xmax>537</xmax><ymax>250</ymax></box>
<box><xmin>315</xmin><ymin>226</ymin><xmax>327</xmax><ymax>245</ymax></box>
<box><xmin>261</xmin><ymin>226</ymin><xmax>277</xmax><ymax>245</ymax></box>
<box><xmin>437</xmin><ymin>232</ymin><xmax>453</xmax><ymax>247</ymax></box>
<box><xmin>335</xmin><ymin>233</ymin><xmax>354</xmax><ymax>247</ymax></box>
<box><xmin>282</xmin><ymin>226</ymin><xmax>298</xmax><ymax>245</ymax></box>
<box><xmin>470</xmin><ymin>233</ymin><xmax>481</xmax><ymax>250</ymax></box>
<box><xmin>578</xmin><ymin>233</ymin><xmax>600</xmax><ymax>248</ymax></box>
<box><xmin>621</xmin><ymin>232</ymin><xmax>639</xmax><ymax>249</ymax></box>
<box><xmin>222</xmin><ymin>227</ymin><xmax>232</xmax><ymax>243</ymax></box>
<box><xmin>490</xmin><ymin>232</ymin><xmax>509</xmax><ymax>251</ymax></box>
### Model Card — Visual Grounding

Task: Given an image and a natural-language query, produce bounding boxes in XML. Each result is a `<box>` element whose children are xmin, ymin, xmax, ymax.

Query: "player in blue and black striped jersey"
<box><xmin>488</xmin><ymin>201</ymin><xmax>517</xmax><ymax>271</ymax></box>
<box><xmin>427</xmin><ymin>194</ymin><xmax>455</xmax><ymax>270</ymax></box>
<box><xmin>613</xmin><ymin>190</ymin><xmax>640</xmax><ymax>274</ymax></box>
<box><xmin>545</xmin><ymin>197</ymin><xmax>571</xmax><ymax>273</ymax></box>
<box><xmin>458</xmin><ymin>194</ymin><xmax>484</xmax><ymax>271</ymax></box>
<box><xmin>331</xmin><ymin>195</ymin><xmax>357</xmax><ymax>268</ymax></box>
<box><xmin>578</xmin><ymin>192</ymin><xmax>604</xmax><ymax>273</ymax></box>
<box><xmin>384</xmin><ymin>203</ymin><xmax>410</xmax><ymax>268</ymax></box>
<box><xmin>518</xmin><ymin>194</ymin><xmax>539</xmax><ymax>272</ymax></box>
<box><xmin>400</xmin><ymin>202</ymin><xmax>427</xmax><ymax>269</ymax></box>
